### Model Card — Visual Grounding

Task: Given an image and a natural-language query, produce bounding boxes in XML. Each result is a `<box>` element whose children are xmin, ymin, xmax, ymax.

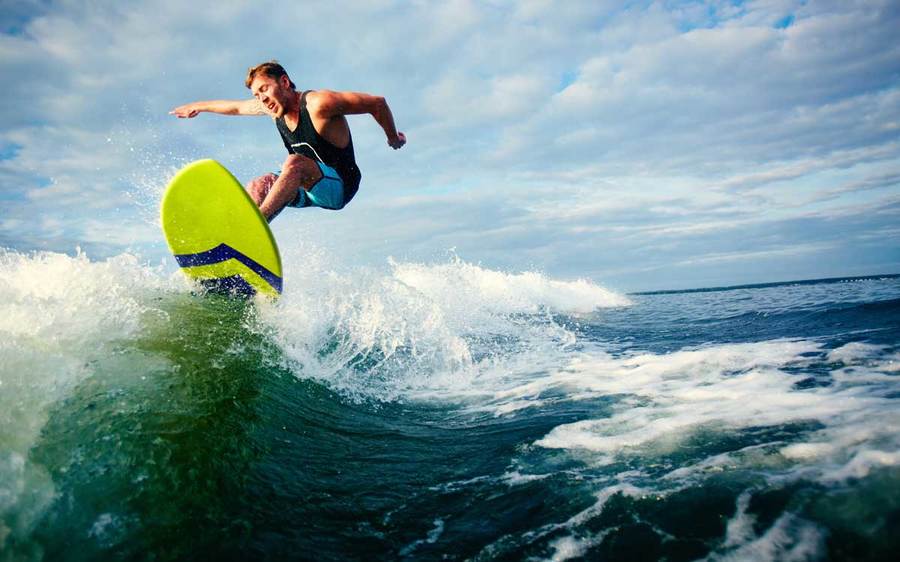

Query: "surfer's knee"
<box><xmin>281</xmin><ymin>154</ymin><xmax>309</xmax><ymax>175</ymax></box>
<box><xmin>281</xmin><ymin>155</ymin><xmax>322</xmax><ymax>189</ymax></box>
<box><xmin>247</xmin><ymin>173</ymin><xmax>277</xmax><ymax>204</ymax></box>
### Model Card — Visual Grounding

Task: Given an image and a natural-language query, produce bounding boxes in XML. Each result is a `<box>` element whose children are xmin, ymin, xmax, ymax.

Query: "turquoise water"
<box><xmin>1</xmin><ymin>250</ymin><xmax>898</xmax><ymax>561</ymax></box>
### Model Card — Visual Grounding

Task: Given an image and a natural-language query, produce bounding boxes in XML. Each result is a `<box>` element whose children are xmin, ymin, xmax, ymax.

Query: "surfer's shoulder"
<box><xmin>303</xmin><ymin>89</ymin><xmax>323</xmax><ymax>105</ymax></box>
<box><xmin>303</xmin><ymin>90</ymin><xmax>331</xmax><ymax>116</ymax></box>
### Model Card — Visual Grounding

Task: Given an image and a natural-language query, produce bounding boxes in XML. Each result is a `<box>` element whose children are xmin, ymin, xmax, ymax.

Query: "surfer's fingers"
<box><xmin>169</xmin><ymin>107</ymin><xmax>198</xmax><ymax>118</ymax></box>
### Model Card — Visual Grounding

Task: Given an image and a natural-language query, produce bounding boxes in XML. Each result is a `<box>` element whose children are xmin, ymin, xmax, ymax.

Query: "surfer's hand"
<box><xmin>389</xmin><ymin>132</ymin><xmax>406</xmax><ymax>150</ymax></box>
<box><xmin>169</xmin><ymin>104</ymin><xmax>201</xmax><ymax>118</ymax></box>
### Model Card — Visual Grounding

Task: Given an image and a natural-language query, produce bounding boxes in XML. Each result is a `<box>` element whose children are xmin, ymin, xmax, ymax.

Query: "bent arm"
<box><xmin>169</xmin><ymin>99</ymin><xmax>265</xmax><ymax>118</ymax></box>
<box><xmin>313</xmin><ymin>90</ymin><xmax>406</xmax><ymax>148</ymax></box>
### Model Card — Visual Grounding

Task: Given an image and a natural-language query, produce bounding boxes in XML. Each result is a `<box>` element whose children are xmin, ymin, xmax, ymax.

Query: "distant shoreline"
<box><xmin>631</xmin><ymin>273</ymin><xmax>900</xmax><ymax>296</ymax></box>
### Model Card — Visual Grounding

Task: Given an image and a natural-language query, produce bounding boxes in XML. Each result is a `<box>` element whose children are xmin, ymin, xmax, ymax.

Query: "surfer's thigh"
<box><xmin>246</xmin><ymin>173</ymin><xmax>278</xmax><ymax>206</ymax></box>
<box><xmin>292</xmin><ymin>162</ymin><xmax>346</xmax><ymax>210</ymax></box>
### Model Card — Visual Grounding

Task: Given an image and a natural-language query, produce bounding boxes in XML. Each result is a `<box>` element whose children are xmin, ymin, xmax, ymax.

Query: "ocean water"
<box><xmin>1</xmin><ymin>249</ymin><xmax>898</xmax><ymax>561</ymax></box>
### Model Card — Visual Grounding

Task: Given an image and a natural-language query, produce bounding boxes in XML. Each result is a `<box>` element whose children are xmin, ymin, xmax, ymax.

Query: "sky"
<box><xmin>0</xmin><ymin>0</ymin><xmax>898</xmax><ymax>292</ymax></box>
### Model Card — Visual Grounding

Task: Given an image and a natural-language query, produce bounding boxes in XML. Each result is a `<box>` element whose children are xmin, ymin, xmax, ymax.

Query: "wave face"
<box><xmin>1</xmin><ymin>249</ymin><xmax>898</xmax><ymax>561</ymax></box>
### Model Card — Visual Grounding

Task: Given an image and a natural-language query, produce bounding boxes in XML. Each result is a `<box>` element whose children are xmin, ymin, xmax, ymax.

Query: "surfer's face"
<box><xmin>251</xmin><ymin>75</ymin><xmax>291</xmax><ymax>118</ymax></box>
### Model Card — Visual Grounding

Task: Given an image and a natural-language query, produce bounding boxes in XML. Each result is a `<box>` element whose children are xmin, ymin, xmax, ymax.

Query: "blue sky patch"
<box><xmin>0</xmin><ymin>0</ymin><xmax>48</xmax><ymax>36</ymax></box>
<box><xmin>775</xmin><ymin>14</ymin><xmax>795</xmax><ymax>29</ymax></box>
<box><xmin>0</xmin><ymin>143</ymin><xmax>22</xmax><ymax>161</ymax></box>
<box><xmin>558</xmin><ymin>70</ymin><xmax>579</xmax><ymax>92</ymax></box>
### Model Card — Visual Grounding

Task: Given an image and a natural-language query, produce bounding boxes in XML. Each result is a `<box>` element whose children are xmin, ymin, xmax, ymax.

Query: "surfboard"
<box><xmin>161</xmin><ymin>159</ymin><xmax>283</xmax><ymax>297</ymax></box>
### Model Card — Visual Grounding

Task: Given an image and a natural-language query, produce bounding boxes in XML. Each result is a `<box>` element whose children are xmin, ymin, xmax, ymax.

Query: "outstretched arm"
<box><xmin>169</xmin><ymin>99</ymin><xmax>266</xmax><ymax>118</ymax></box>
<box><xmin>313</xmin><ymin>90</ymin><xmax>406</xmax><ymax>149</ymax></box>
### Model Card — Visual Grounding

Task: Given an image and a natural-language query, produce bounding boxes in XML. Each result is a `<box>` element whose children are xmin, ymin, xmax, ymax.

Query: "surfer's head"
<box><xmin>246</xmin><ymin>60</ymin><xmax>297</xmax><ymax>118</ymax></box>
<box><xmin>246</xmin><ymin>60</ymin><xmax>296</xmax><ymax>90</ymax></box>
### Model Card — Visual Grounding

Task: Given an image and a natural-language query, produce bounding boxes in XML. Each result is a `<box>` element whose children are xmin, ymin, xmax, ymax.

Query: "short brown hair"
<box><xmin>245</xmin><ymin>60</ymin><xmax>296</xmax><ymax>90</ymax></box>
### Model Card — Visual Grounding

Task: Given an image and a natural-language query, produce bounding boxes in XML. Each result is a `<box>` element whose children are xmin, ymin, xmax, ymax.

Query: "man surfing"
<box><xmin>170</xmin><ymin>60</ymin><xmax>406</xmax><ymax>220</ymax></box>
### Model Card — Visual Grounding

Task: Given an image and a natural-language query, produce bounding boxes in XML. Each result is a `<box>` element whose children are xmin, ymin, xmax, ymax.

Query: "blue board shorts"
<box><xmin>276</xmin><ymin>161</ymin><xmax>347</xmax><ymax>210</ymax></box>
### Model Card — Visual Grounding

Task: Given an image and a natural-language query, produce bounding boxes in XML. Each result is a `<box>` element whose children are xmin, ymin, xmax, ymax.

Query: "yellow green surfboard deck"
<box><xmin>161</xmin><ymin>159</ymin><xmax>283</xmax><ymax>297</ymax></box>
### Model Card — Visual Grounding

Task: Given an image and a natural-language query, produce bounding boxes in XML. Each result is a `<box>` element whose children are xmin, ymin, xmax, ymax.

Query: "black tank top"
<box><xmin>275</xmin><ymin>90</ymin><xmax>362</xmax><ymax>202</ymax></box>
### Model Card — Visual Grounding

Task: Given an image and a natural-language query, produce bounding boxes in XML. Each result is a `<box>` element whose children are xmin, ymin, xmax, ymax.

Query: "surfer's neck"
<box><xmin>285</xmin><ymin>90</ymin><xmax>301</xmax><ymax>115</ymax></box>
<box><xmin>279</xmin><ymin>90</ymin><xmax>302</xmax><ymax>127</ymax></box>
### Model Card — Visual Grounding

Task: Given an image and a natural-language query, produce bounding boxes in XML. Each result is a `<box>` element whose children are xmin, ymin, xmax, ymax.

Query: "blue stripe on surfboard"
<box><xmin>174</xmin><ymin>243</ymin><xmax>283</xmax><ymax>293</ymax></box>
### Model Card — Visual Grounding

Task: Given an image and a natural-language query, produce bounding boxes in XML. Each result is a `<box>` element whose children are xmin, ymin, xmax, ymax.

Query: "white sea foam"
<box><xmin>256</xmin><ymin>250</ymin><xmax>627</xmax><ymax>401</ymax></box>
<box><xmin>548</xmin><ymin>534</ymin><xmax>597</xmax><ymax>562</ymax></box>
<box><xmin>256</xmin><ymin>252</ymin><xmax>476</xmax><ymax>401</ymax></box>
<box><xmin>399</xmin><ymin>517</ymin><xmax>446</xmax><ymax>556</ymax></box>
<box><xmin>475</xmin><ymin>482</ymin><xmax>643</xmax><ymax>561</ymax></box>
<box><xmin>826</xmin><ymin>341</ymin><xmax>884</xmax><ymax>365</ymax></box>
<box><xmin>532</xmin><ymin>341</ymin><xmax>828</xmax><ymax>454</ymax></box>
<box><xmin>526</xmin><ymin>340</ymin><xmax>898</xmax><ymax>472</ymax></box>
<box><xmin>820</xmin><ymin>449</ymin><xmax>900</xmax><ymax>482</ymax></box>
<box><xmin>722</xmin><ymin>492</ymin><xmax>756</xmax><ymax>548</ymax></box>
<box><xmin>705</xmin><ymin>512</ymin><xmax>826</xmax><ymax>562</ymax></box>
<box><xmin>0</xmin><ymin>249</ymin><xmax>169</xmax><ymax>339</ymax></box>
<box><xmin>390</xmin><ymin>256</ymin><xmax>631</xmax><ymax>315</ymax></box>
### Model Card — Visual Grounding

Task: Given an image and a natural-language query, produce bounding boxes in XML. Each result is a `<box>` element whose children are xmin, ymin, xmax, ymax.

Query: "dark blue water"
<box><xmin>1</xmin><ymin>252</ymin><xmax>898</xmax><ymax>561</ymax></box>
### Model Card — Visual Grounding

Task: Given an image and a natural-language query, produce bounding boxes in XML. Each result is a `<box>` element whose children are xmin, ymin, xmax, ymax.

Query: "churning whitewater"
<box><xmin>0</xmin><ymin>248</ymin><xmax>898</xmax><ymax>561</ymax></box>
